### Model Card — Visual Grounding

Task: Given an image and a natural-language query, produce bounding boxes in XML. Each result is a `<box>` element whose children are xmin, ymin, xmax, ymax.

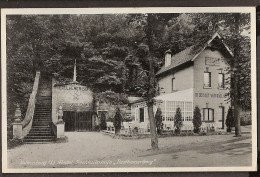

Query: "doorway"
<box><xmin>219</xmin><ymin>106</ymin><xmax>225</xmax><ymax>129</ymax></box>
<box><xmin>140</xmin><ymin>108</ymin><xmax>144</xmax><ymax>122</ymax></box>
<box><xmin>63</xmin><ymin>111</ymin><xmax>92</xmax><ymax>131</ymax></box>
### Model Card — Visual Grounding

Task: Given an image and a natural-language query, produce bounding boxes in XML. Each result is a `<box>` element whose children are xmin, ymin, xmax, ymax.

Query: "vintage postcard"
<box><xmin>1</xmin><ymin>7</ymin><xmax>257</xmax><ymax>173</ymax></box>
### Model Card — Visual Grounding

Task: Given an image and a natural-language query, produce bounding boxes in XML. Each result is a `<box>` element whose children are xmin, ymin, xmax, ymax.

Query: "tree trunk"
<box><xmin>146</xmin><ymin>14</ymin><xmax>159</xmax><ymax>150</ymax></box>
<box><xmin>147</xmin><ymin>102</ymin><xmax>158</xmax><ymax>150</ymax></box>
<box><xmin>115</xmin><ymin>128</ymin><xmax>120</xmax><ymax>135</ymax></box>
<box><xmin>234</xmin><ymin>14</ymin><xmax>242</xmax><ymax>137</ymax></box>
<box><xmin>147</xmin><ymin>56</ymin><xmax>158</xmax><ymax>150</ymax></box>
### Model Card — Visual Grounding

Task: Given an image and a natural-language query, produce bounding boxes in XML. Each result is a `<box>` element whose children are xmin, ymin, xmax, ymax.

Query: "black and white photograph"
<box><xmin>1</xmin><ymin>7</ymin><xmax>257</xmax><ymax>172</ymax></box>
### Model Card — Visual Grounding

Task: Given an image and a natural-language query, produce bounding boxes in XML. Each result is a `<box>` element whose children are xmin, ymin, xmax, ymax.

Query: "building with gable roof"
<box><xmin>130</xmin><ymin>32</ymin><xmax>233</xmax><ymax>132</ymax></box>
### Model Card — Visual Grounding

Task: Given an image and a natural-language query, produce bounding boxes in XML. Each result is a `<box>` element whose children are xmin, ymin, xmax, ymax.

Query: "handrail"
<box><xmin>21</xmin><ymin>71</ymin><xmax>40</xmax><ymax>131</ymax></box>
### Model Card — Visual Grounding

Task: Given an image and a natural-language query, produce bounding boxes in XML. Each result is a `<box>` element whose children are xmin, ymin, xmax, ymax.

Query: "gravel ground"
<box><xmin>7</xmin><ymin>131</ymin><xmax>252</xmax><ymax>168</ymax></box>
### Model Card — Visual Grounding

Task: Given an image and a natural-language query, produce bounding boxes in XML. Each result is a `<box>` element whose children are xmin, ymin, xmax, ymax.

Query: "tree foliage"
<box><xmin>155</xmin><ymin>107</ymin><xmax>163</xmax><ymax>135</ymax></box>
<box><xmin>113</xmin><ymin>107</ymin><xmax>122</xmax><ymax>135</ymax></box>
<box><xmin>193</xmin><ymin>106</ymin><xmax>202</xmax><ymax>133</ymax></box>
<box><xmin>226</xmin><ymin>107</ymin><xmax>235</xmax><ymax>132</ymax></box>
<box><xmin>100</xmin><ymin>112</ymin><xmax>107</xmax><ymax>130</ymax></box>
<box><xmin>174</xmin><ymin>107</ymin><xmax>183</xmax><ymax>134</ymax></box>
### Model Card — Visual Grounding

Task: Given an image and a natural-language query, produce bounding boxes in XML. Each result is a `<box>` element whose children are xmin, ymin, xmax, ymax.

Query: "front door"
<box><xmin>140</xmin><ymin>108</ymin><xmax>144</xmax><ymax>122</ymax></box>
<box><xmin>220</xmin><ymin>106</ymin><xmax>225</xmax><ymax>129</ymax></box>
<box><xmin>64</xmin><ymin>111</ymin><xmax>76</xmax><ymax>131</ymax></box>
<box><xmin>63</xmin><ymin>111</ymin><xmax>92</xmax><ymax>131</ymax></box>
<box><xmin>76</xmin><ymin>111</ymin><xmax>92</xmax><ymax>131</ymax></box>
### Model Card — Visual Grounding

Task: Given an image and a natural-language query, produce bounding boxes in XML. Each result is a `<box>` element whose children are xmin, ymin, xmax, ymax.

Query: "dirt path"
<box><xmin>7</xmin><ymin>132</ymin><xmax>252</xmax><ymax>168</ymax></box>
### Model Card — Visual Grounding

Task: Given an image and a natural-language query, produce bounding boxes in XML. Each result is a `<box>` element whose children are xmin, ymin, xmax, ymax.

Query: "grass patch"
<box><xmin>55</xmin><ymin>136</ymin><xmax>68</xmax><ymax>143</ymax></box>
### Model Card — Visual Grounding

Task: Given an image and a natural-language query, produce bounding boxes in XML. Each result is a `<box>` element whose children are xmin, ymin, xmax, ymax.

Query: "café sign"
<box><xmin>195</xmin><ymin>92</ymin><xmax>227</xmax><ymax>98</ymax></box>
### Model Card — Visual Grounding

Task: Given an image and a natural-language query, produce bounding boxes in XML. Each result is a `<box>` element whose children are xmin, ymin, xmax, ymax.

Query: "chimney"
<box><xmin>165</xmin><ymin>49</ymin><xmax>172</xmax><ymax>67</ymax></box>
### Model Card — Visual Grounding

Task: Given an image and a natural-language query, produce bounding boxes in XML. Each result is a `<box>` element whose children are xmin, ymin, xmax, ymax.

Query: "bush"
<box><xmin>225</xmin><ymin>107</ymin><xmax>235</xmax><ymax>132</ymax></box>
<box><xmin>174</xmin><ymin>107</ymin><xmax>183</xmax><ymax>134</ymax></box>
<box><xmin>193</xmin><ymin>106</ymin><xmax>202</xmax><ymax>133</ymax></box>
<box><xmin>94</xmin><ymin>125</ymin><xmax>100</xmax><ymax>131</ymax></box>
<box><xmin>7</xmin><ymin>139</ymin><xmax>23</xmax><ymax>149</ymax></box>
<box><xmin>113</xmin><ymin>107</ymin><xmax>122</xmax><ymax>135</ymax></box>
<box><xmin>100</xmin><ymin>112</ymin><xmax>107</xmax><ymax>130</ymax></box>
<box><xmin>155</xmin><ymin>107</ymin><xmax>163</xmax><ymax>135</ymax></box>
<box><xmin>240</xmin><ymin>112</ymin><xmax>251</xmax><ymax>126</ymax></box>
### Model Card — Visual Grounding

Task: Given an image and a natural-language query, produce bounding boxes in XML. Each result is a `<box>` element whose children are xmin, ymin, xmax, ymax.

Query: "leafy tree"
<box><xmin>226</xmin><ymin>107</ymin><xmax>235</xmax><ymax>132</ymax></box>
<box><xmin>174</xmin><ymin>107</ymin><xmax>183</xmax><ymax>134</ymax></box>
<box><xmin>193</xmin><ymin>106</ymin><xmax>202</xmax><ymax>133</ymax></box>
<box><xmin>128</xmin><ymin>13</ymin><xmax>180</xmax><ymax>150</ymax></box>
<box><xmin>95</xmin><ymin>91</ymin><xmax>129</xmax><ymax>105</ymax></box>
<box><xmin>155</xmin><ymin>108</ymin><xmax>163</xmax><ymax>135</ymax></box>
<box><xmin>113</xmin><ymin>107</ymin><xmax>122</xmax><ymax>135</ymax></box>
<box><xmin>100</xmin><ymin>112</ymin><xmax>107</xmax><ymax>130</ymax></box>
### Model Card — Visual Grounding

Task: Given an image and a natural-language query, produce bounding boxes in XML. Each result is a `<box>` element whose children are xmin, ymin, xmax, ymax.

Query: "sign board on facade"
<box><xmin>195</xmin><ymin>92</ymin><xmax>227</xmax><ymax>98</ymax></box>
<box><xmin>205</xmin><ymin>57</ymin><xmax>220</xmax><ymax>66</ymax></box>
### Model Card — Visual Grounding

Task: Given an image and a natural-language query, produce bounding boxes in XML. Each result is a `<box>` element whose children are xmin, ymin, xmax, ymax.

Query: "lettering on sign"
<box><xmin>195</xmin><ymin>93</ymin><xmax>227</xmax><ymax>98</ymax></box>
<box><xmin>205</xmin><ymin>57</ymin><xmax>220</xmax><ymax>66</ymax></box>
<box><xmin>60</xmin><ymin>103</ymin><xmax>92</xmax><ymax>111</ymax></box>
<box><xmin>57</xmin><ymin>85</ymin><xmax>89</xmax><ymax>91</ymax></box>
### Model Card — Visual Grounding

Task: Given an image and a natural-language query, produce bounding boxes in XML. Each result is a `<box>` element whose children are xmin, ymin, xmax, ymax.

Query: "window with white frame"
<box><xmin>204</xmin><ymin>71</ymin><xmax>211</xmax><ymax>88</ymax></box>
<box><xmin>203</xmin><ymin>108</ymin><xmax>214</xmax><ymax>121</ymax></box>
<box><xmin>161</xmin><ymin>101</ymin><xmax>193</xmax><ymax>122</ymax></box>
<box><xmin>218</xmin><ymin>73</ymin><xmax>225</xmax><ymax>89</ymax></box>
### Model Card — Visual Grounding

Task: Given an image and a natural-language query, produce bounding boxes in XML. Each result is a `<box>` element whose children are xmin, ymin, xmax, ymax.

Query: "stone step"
<box><xmin>28</xmin><ymin>132</ymin><xmax>53</xmax><ymax>135</ymax></box>
<box><xmin>34</xmin><ymin>116</ymin><xmax>51</xmax><ymax>118</ymax></box>
<box><xmin>35</xmin><ymin>105</ymin><xmax>51</xmax><ymax>107</ymax></box>
<box><xmin>23</xmin><ymin>139</ymin><xmax>55</xmax><ymax>143</ymax></box>
<box><xmin>33</xmin><ymin>120</ymin><xmax>51</xmax><ymax>122</ymax></box>
<box><xmin>24</xmin><ymin>134</ymin><xmax>55</xmax><ymax>140</ymax></box>
<box><xmin>33</xmin><ymin>121</ymin><xmax>52</xmax><ymax>123</ymax></box>
<box><xmin>34</xmin><ymin>116</ymin><xmax>51</xmax><ymax>117</ymax></box>
<box><xmin>32</xmin><ymin>120</ymin><xmax>51</xmax><ymax>126</ymax></box>
<box><xmin>24</xmin><ymin>142</ymin><xmax>55</xmax><ymax>144</ymax></box>
<box><xmin>35</xmin><ymin>110</ymin><xmax>51</xmax><ymax>112</ymax></box>
<box><xmin>32</xmin><ymin>125</ymin><xmax>51</xmax><ymax>127</ymax></box>
<box><xmin>34</xmin><ymin>117</ymin><xmax>51</xmax><ymax>119</ymax></box>
<box><xmin>30</xmin><ymin>127</ymin><xmax>52</xmax><ymax>130</ymax></box>
<box><xmin>32</xmin><ymin>124</ymin><xmax>51</xmax><ymax>127</ymax></box>
<box><xmin>35</xmin><ymin>107</ymin><xmax>51</xmax><ymax>108</ymax></box>
<box><xmin>34</xmin><ymin>112</ymin><xmax>51</xmax><ymax>113</ymax></box>
<box><xmin>34</xmin><ymin>112</ymin><xmax>51</xmax><ymax>116</ymax></box>
<box><xmin>29</xmin><ymin>131</ymin><xmax>52</xmax><ymax>134</ymax></box>
<box><xmin>34</xmin><ymin>113</ymin><xmax>51</xmax><ymax>115</ymax></box>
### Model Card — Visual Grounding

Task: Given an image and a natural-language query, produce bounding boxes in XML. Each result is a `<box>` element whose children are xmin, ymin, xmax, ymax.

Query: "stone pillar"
<box><xmin>12</xmin><ymin>105</ymin><xmax>23</xmax><ymax>139</ymax></box>
<box><xmin>57</xmin><ymin>123</ymin><xmax>65</xmax><ymax>138</ymax></box>
<box><xmin>57</xmin><ymin>106</ymin><xmax>64</xmax><ymax>138</ymax></box>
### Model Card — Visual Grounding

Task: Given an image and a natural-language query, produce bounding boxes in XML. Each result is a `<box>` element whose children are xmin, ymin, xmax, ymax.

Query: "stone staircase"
<box><xmin>24</xmin><ymin>80</ymin><xmax>55</xmax><ymax>143</ymax></box>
